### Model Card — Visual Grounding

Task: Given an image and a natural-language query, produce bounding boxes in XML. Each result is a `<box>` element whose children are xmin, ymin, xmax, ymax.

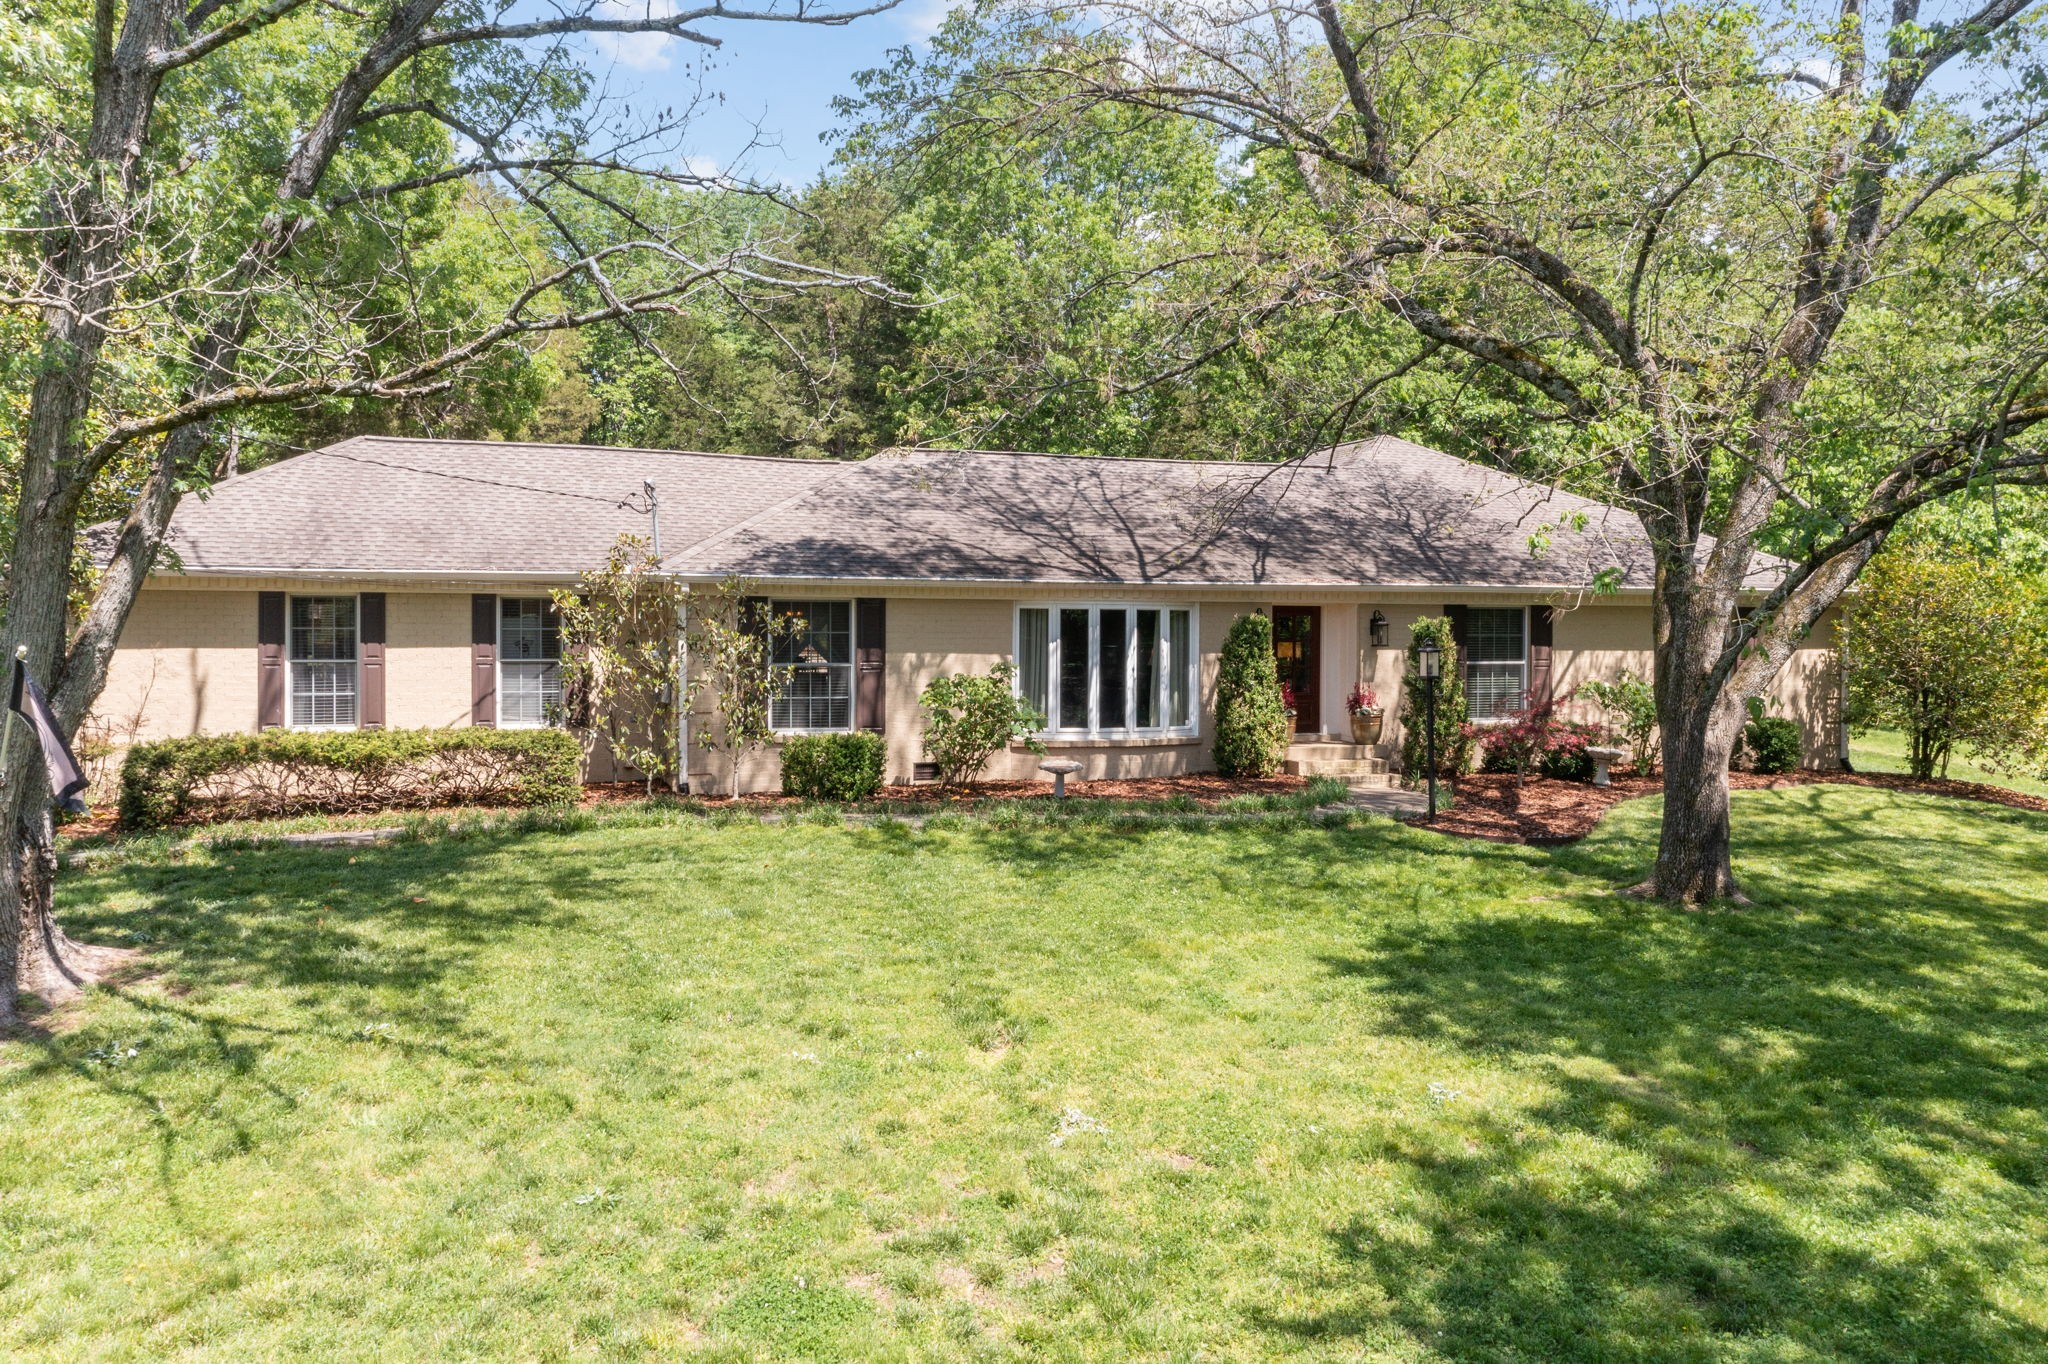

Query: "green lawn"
<box><xmin>1849</xmin><ymin>727</ymin><xmax>2048</xmax><ymax>798</ymax></box>
<box><xmin>5</xmin><ymin>792</ymin><xmax>2047</xmax><ymax>1361</ymax></box>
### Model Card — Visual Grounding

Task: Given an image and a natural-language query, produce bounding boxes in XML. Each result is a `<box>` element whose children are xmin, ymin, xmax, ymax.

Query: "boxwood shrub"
<box><xmin>1742</xmin><ymin>715</ymin><xmax>1804</xmax><ymax>775</ymax></box>
<box><xmin>779</xmin><ymin>731</ymin><xmax>886</xmax><ymax>801</ymax></box>
<box><xmin>119</xmin><ymin>727</ymin><xmax>581</xmax><ymax>830</ymax></box>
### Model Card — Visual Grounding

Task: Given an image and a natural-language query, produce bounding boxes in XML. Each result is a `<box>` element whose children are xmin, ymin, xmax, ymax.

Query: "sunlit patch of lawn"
<box><xmin>1849</xmin><ymin>726</ymin><xmax>2048</xmax><ymax>798</ymax></box>
<box><xmin>4</xmin><ymin>789</ymin><xmax>2046</xmax><ymax>1360</ymax></box>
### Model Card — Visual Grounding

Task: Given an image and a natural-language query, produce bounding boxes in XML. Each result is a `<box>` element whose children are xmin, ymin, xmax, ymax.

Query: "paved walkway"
<box><xmin>1339</xmin><ymin>783</ymin><xmax>1429</xmax><ymax>817</ymax></box>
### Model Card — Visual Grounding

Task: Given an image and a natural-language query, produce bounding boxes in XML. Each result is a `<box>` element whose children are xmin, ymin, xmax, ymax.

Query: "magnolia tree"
<box><xmin>0</xmin><ymin>0</ymin><xmax>896</xmax><ymax>1017</ymax></box>
<box><xmin>683</xmin><ymin>580</ymin><xmax>803</xmax><ymax>800</ymax></box>
<box><xmin>552</xmin><ymin>538</ymin><xmax>687</xmax><ymax>797</ymax></box>
<box><xmin>960</xmin><ymin>0</ymin><xmax>2048</xmax><ymax>901</ymax></box>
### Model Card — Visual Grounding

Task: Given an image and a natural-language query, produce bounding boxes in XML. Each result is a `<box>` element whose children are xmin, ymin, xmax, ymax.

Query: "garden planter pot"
<box><xmin>1350</xmin><ymin>709</ymin><xmax>1385</xmax><ymax>745</ymax></box>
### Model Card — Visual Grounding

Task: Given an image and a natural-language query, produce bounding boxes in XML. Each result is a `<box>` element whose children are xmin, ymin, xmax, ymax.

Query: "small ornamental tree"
<box><xmin>553</xmin><ymin>537</ymin><xmax>687</xmax><ymax>797</ymax></box>
<box><xmin>1213</xmin><ymin>613</ymin><xmax>1291</xmax><ymax>777</ymax></box>
<box><xmin>1401</xmin><ymin>618</ymin><xmax>1473</xmax><ymax>780</ymax></box>
<box><xmin>919</xmin><ymin>663</ymin><xmax>1047</xmax><ymax>787</ymax></box>
<box><xmin>683</xmin><ymin>579</ymin><xmax>801</xmax><ymax>799</ymax></box>
<box><xmin>1581</xmin><ymin>673</ymin><xmax>1659</xmax><ymax>775</ymax></box>
<box><xmin>1842</xmin><ymin>550</ymin><xmax>2048</xmax><ymax>780</ymax></box>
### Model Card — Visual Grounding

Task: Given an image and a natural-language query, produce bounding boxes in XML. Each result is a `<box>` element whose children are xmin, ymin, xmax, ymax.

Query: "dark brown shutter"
<box><xmin>1528</xmin><ymin>605</ymin><xmax>1554</xmax><ymax>704</ymax></box>
<box><xmin>257</xmin><ymin>591</ymin><xmax>286</xmax><ymax>729</ymax></box>
<box><xmin>856</xmin><ymin>597</ymin><xmax>886</xmax><ymax>732</ymax></box>
<box><xmin>470</xmin><ymin>593</ymin><xmax>497</xmax><ymax>727</ymax></box>
<box><xmin>1444</xmin><ymin>605</ymin><xmax>1469</xmax><ymax>663</ymax></box>
<box><xmin>359</xmin><ymin>592</ymin><xmax>387</xmax><ymax>729</ymax></box>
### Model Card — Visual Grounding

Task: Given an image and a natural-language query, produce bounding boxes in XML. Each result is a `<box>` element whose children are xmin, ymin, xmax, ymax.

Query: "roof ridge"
<box><xmin>659</xmin><ymin>453</ymin><xmax>880</xmax><ymax>571</ymax></box>
<box><xmin>348</xmin><ymin>434</ymin><xmax>838</xmax><ymax>467</ymax></box>
<box><xmin>883</xmin><ymin>445</ymin><xmax>1293</xmax><ymax>470</ymax></box>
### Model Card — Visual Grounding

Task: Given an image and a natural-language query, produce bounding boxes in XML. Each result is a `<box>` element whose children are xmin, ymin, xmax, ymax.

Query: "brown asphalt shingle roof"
<box><xmin>151</xmin><ymin>436</ymin><xmax>844</xmax><ymax>576</ymax></box>
<box><xmin>148</xmin><ymin>433</ymin><xmax>1774</xmax><ymax>591</ymax></box>
<box><xmin>665</xmin><ymin>437</ymin><xmax>1710</xmax><ymax>590</ymax></box>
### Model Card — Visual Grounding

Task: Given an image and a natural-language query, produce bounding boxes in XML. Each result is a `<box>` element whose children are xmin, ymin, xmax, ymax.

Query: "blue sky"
<box><xmin>577</xmin><ymin>1</ymin><xmax>958</xmax><ymax>185</ymax></box>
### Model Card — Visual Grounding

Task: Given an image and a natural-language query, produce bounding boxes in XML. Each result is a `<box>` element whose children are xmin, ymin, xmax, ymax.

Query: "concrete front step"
<box><xmin>1286</xmin><ymin>739</ymin><xmax>1396</xmax><ymax>782</ymax></box>
<box><xmin>1287</xmin><ymin>758</ymin><xmax>1391</xmax><ymax>778</ymax></box>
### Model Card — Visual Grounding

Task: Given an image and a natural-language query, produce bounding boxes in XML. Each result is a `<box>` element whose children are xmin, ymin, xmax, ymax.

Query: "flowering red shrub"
<box><xmin>1475</xmin><ymin>700</ymin><xmax>1606</xmax><ymax>783</ymax></box>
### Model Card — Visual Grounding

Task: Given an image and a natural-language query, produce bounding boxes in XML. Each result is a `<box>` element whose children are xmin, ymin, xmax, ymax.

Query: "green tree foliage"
<box><xmin>918</xmin><ymin>662</ymin><xmax>1046</xmax><ymax>787</ymax></box>
<box><xmin>1842</xmin><ymin>549</ymin><xmax>2048</xmax><ymax>780</ymax></box>
<box><xmin>1213</xmin><ymin>614</ymin><xmax>1290</xmax><ymax>777</ymax></box>
<box><xmin>1401</xmin><ymin>618</ymin><xmax>1472</xmax><ymax>780</ymax></box>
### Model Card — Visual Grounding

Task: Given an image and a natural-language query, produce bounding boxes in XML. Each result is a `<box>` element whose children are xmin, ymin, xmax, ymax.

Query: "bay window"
<box><xmin>1016</xmin><ymin>605</ymin><xmax>1197</xmax><ymax>737</ymax></box>
<box><xmin>288</xmin><ymin>595</ymin><xmax>358</xmax><ymax>729</ymax></box>
<box><xmin>770</xmin><ymin>600</ymin><xmax>853</xmax><ymax>731</ymax></box>
<box><xmin>1465</xmin><ymin>607</ymin><xmax>1527</xmax><ymax>719</ymax></box>
<box><xmin>499</xmin><ymin>596</ymin><xmax>563</xmax><ymax>727</ymax></box>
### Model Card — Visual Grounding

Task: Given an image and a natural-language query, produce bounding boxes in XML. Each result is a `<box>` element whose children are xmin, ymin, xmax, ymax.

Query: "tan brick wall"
<box><xmin>93</xmin><ymin>589</ymin><xmax>262</xmax><ymax>742</ymax></box>
<box><xmin>102</xmin><ymin>582</ymin><xmax>1849</xmax><ymax>792</ymax></box>
<box><xmin>386</xmin><ymin>592</ymin><xmax>477</xmax><ymax>730</ymax></box>
<box><xmin>93</xmin><ymin>584</ymin><xmax>515</xmax><ymax>745</ymax></box>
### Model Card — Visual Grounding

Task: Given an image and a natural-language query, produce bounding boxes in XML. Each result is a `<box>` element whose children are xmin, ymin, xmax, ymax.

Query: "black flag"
<box><xmin>6</xmin><ymin>657</ymin><xmax>89</xmax><ymax>814</ymax></box>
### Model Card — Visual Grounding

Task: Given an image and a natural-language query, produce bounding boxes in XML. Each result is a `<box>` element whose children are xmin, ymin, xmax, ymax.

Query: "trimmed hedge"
<box><xmin>119</xmin><ymin>727</ymin><xmax>581</xmax><ymax>830</ymax></box>
<box><xmin>779</xmin><ymin>731</ymin><xmax>886</xmax><ymax>801</ymax></box>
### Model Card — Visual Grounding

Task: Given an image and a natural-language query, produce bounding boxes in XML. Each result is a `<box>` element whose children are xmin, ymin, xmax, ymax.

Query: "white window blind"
<box><xmin>289</xmin><ymin>595</ymin><xmax>358</xmax><ymax>729</ymax></box>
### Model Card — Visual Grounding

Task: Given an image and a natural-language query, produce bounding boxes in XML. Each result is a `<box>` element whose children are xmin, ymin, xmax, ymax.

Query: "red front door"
<box><xmin>1273</xmin><ymin>607</ymin><xmax>1320</xmax><ymax>733</ymax></box>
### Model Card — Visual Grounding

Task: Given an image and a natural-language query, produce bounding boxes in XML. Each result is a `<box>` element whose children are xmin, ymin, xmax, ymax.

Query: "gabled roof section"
<box><xmin>664</xmin><ymin>436</ymin><xmax>1710</xmax><ymax>590</ymax></box>
<box><xmin>148</xmin><ymin>436</ymin><xmax>845</xmax><ymax>576</ymax></box>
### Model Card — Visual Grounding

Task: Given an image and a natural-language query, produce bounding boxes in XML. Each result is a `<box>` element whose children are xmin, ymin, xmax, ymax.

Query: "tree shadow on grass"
<box><xmin>9</xmin><ymin>824</ymin><xmax>609</xmax><ymax>1227</ymax></box>
<box><xmin>1263</xmin><ymin>789</ymin><xmax>2048</xmax><ymax>1361</ymax></box>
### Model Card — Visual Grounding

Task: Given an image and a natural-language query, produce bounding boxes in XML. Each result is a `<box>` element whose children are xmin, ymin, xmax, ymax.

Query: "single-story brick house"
<box><xmin>91</xmin><ymin>434</ymin><xmax>1844</xmax><ymax>792</ymax></box>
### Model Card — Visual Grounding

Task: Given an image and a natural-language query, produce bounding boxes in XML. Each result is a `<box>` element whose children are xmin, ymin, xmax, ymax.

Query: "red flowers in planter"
<box><xmin>1345</xmin><ymin>684</ymin><xmax>1379</xmax><ymax>715</ymax></box>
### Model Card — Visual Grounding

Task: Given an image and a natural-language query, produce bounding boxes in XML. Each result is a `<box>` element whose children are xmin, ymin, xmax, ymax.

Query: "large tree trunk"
<box><xmin>1648</xmin><ymin>684</ymin><xmax>1749</xmax><ymax>903</ymax></box>
<box><xmin>1641</xmin><ymin>547</ymin><xmax>1754</xmax><ymax>904</ymax></box>
<box><xmin>3</xmin><ymin>809</ymin><xmax>136</xmax><ymax>1022</ymax></box>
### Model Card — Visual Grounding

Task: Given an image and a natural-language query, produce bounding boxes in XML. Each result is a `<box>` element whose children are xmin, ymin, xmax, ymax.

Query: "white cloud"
<box><xmin>589</xmin><ymin>0</ymin><xmax>682</xmax><ymax>73</ymax></box>
<box><xmin>896</xmin><ymin>0</ymin><xmax>959</xmax><ymax>42</ymax></box>
<box><xmin>1796</xmin><ymin>56</ymin><xmax>1836</xmax><ymax>86</ymax></box>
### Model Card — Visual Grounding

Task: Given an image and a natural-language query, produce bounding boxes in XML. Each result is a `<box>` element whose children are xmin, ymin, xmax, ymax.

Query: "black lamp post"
<box><xmin>1417</xmin><ymin>637</ymin><xmax>1442</xmax><ymax>820</ymax></box>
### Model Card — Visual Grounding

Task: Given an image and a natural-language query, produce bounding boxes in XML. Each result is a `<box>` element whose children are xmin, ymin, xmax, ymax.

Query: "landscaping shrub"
<box><xmin>119</xmin><ymin>727</ymin><xmax>580</xmax><ymax>829</ymax></box>
<box><xmin>1400</xmin><ymin>617</ymin><xmax>1473</xmax><ymax>779</ymax></box>
<box><xmin>779</xmin><ymin>731</ymin><xmax>887</xmax><ymax>800</ymax></box>
<box><xmin>1579</xmin><ymin>672</ymin><xmax>1658</xmax><ymax>773</ymax></box>
<box><xmin>1473</xmin><ymin>700</ymin><xmax>1602</xmax><ymax>783</ymax></box>
<box><xmin>918</xmin><ymin>662</ymin><xmax>1046</xmax><ymax>787</ymax></box>
<box><xmin>1741</xmin><ymin>704</ymin><xmax>1804</xmax><ymax>775</ymax></box>
<box><xmin>1213</xmin><ymin>613</ymin><xmax>1291</xmax><ymax>777</ymax></box>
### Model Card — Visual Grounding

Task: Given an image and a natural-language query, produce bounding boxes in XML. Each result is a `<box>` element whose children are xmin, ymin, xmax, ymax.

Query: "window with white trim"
<box><xmin>499</xmin><ymin>596</ymin><xmax>563</xmax><ymax>728</ymax></box>
<box><xmin>1465</xmin><ymin>607</ymin><xmax>1527</xmax><ymax>719</ymax></box>
<box><xmin>288</xmin><ymin>595</ymin><xmax>358</xmax><ymax>729</ymax></box>
<box><xmin>1015</xmin><ymin>605</ymin><xmax>1197</xmax><ymax>737</ymax></box>
<box><xmin>770</xmin><ymin>600</ymin><xmax>853</xmax><ymax>731</ymax></box>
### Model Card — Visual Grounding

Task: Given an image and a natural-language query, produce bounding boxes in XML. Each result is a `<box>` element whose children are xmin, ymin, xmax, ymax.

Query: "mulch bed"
<box><xmin>1415</xmin><ymin>769</ymin><xmax>2048</xmax><ymax>845</ymax></box>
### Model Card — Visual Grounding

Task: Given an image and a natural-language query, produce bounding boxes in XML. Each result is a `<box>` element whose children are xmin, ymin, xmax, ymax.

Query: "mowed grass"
<box><xmin>5</xmin><ymin>792</ymin><xmax>2048</xmax><ymax>1362</ymax></box>
<box><xmin>1848</xmin><ymin>727</ymin><xmax>2048</xmax><ymax>798</ymax></box>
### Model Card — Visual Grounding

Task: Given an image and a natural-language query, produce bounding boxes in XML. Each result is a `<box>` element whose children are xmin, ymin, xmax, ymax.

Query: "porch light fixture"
<box><xmin>1416</xmin><ymin>638</ymin><xmax>1442</xmax><ymax>820</ymax></box>
<box><xmin>1369</xmin><ymin>611</ymin><xmax>1389</xmax><ymax>649</ymax></box>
